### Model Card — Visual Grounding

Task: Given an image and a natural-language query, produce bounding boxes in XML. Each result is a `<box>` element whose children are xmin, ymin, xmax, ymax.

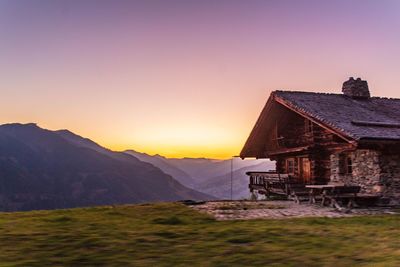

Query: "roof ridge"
<box><xmin>274</xmin><ymin>90</ymin><xmax>341</xmax><ymax>96</ymax></box>
<box><xmin>273</xmin><ymin>90</ymin><xmax>400</xmax><ymax>100</ymax></box>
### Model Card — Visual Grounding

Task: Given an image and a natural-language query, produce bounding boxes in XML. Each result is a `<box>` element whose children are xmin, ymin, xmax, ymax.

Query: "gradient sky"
<box><xmin>1</xmin><ymin>0</ymin><xmax>400</xmax><ymax>158</ymax></box>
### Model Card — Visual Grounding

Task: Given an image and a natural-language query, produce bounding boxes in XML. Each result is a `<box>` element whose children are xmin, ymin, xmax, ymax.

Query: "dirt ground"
<box><xmin>190</xmin><ymin>200</ymin><xmax>399</xmax><ymax>220</ymax></box>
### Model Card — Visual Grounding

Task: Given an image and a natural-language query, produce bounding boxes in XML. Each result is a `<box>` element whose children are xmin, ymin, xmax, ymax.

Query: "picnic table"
<box><xmin>306</xmin><ymin>184</ymin><xmax>361</xmax><ymax>209</ymax></box>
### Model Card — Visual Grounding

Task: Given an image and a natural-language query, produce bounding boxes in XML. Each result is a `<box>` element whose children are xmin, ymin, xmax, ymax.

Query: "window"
<box><xmin>286</xmin><ymin>158</ymin><xmax>295</xmax><ymax>175</ymax></box>
<box><xmin>339</xmin><ymin>153</ymin><xmax>352</xmax><ymax>175</ymax></box>
<box><xmin>305</xmin><ymin>119</ymin><xmax>313</xmax><ymax>134</ymax></box>
<box><xmin>346</xmin><ymin>156</ymin><xmax>353</xmax><ymax>174</ymax></box>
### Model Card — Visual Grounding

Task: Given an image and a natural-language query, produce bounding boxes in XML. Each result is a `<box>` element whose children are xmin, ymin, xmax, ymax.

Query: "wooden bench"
<box><xmin>321</xmin><ymin>185</ymin><xmax>361</xmax><ymax>209</ymax></box>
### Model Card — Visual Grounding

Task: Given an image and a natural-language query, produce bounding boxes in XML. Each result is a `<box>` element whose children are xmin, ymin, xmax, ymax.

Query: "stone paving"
<box><xmin>190</xmin><ymin>200</ymin><xmax>399</xmax><ymax>220</ymax></box>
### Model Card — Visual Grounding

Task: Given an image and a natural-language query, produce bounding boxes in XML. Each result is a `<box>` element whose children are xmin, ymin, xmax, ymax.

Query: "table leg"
<box><xmin>309</xmin><ymin>189</ymin><xmax>315</xmax><ymax>204</ymax></box>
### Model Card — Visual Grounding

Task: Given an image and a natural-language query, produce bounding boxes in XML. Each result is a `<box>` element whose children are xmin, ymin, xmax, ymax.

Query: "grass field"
<box><xmin>0</xmin><ymin>203</ymin><xmax>399</xmax><ymax>266</ymax></box>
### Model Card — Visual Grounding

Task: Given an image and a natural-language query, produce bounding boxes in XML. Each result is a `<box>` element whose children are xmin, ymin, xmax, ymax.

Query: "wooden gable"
<box><xmin>240</xmin><ymin>92</ymin><xmax>354</xmax><ymax>159</ymax></box>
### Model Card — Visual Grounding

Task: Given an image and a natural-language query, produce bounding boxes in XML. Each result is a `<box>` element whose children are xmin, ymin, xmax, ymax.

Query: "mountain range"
<box><xmin>0</xmin><ymin>123</ymin><xmax>211</xmax><ymax>211</ymax></box>
<box><xmin>195</xmin><ymin>161</ymin><xmax>274</xmax><ymax>199</ymax></box>
<box><xmin>124</xmin><ymin>150</ymin><xmax>274</xmax><ymax>199</ymax></box>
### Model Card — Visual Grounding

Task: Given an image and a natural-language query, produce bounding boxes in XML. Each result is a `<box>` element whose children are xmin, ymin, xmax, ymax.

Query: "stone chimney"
<box><xmin>342</xmin><ymin>77</ymin><xmax>370</xmax><ymax>99</ymax></box>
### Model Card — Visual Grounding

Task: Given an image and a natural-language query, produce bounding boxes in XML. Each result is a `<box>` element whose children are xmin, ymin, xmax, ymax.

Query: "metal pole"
<box><xmin>230</xmin><ymin>157</ymin><xmax>233</xmax><ymax>201</ymax></box>
<box><xmin>230</xmin><ymin>156</ymin><xmax>240</xmax><ymax>201</ymax></box>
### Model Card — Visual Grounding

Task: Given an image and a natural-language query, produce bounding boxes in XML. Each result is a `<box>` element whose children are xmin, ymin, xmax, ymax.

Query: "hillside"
<box><xmin>0</xmin><ymin>202</ymin><xmax>398</xmax><ymax>266</ymax></box>
<box><xmin>0</xmin><ymin>123</ymin><xmax>210</xmax><ymax>211</ymax></box>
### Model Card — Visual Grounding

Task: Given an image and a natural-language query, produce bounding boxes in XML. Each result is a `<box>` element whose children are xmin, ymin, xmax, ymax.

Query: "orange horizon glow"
<box><xmin>2</xmin><ymin>120</ymin><xmax>252</xmax><ymax>159</ymax></box>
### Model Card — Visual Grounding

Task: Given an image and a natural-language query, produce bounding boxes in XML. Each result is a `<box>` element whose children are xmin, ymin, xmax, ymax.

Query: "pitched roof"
<box><xmin>274</xmin><ymin>91</ymin><xmax>400</xmax><ymax>140</ymax></box>
<box><xmin>240</xmin><ymin>90</ymin><xmax>400</xmax><ymax>158</ymax></box>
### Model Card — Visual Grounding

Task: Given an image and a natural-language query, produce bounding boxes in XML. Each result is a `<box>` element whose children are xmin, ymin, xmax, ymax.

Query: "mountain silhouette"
<box><xmin>0</xmin><ymin>123</ymin><xmax>211</xmax><ymax>211</ymax></box>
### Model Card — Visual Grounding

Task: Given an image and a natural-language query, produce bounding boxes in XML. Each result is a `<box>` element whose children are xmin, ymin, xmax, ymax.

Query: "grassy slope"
<box><xmin>0</xmin><ymin>203</ymin><xmax>399</xmax><ymax>267</ymax></box>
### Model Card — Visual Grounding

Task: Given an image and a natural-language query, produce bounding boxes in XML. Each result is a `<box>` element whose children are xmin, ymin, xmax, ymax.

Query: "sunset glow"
<box><xmin>1</xmin><ymin>0</ymin><xmax>400</xmax><ymax>158</ymax></box>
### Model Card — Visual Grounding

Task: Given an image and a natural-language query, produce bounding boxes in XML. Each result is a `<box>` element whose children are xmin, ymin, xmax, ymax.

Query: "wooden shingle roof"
<box><xmin>274</xmin><ymin>91</ymin><xmax>400</xmax><ymax>141</ymax></box>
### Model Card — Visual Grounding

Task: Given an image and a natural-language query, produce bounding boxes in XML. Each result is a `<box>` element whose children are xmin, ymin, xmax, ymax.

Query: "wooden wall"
<box><xmin>266</xmin><ymin>104</ymin><xmax>350</xmax><ymax>184</ymax></box>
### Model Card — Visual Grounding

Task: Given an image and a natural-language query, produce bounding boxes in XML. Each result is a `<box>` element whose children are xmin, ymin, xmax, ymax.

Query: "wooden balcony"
<box><xmin>247</xmin><ymin>171</ymin><xmax>292</xmax><ymax>196</ymax></box>
<box><xmin>246</xmin><ymin>171</ymin><xmax>308</xmax><ymax>200</ymax></box>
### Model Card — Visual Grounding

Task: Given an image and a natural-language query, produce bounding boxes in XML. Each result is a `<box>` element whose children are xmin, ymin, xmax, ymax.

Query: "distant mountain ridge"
<box><xmin>124</xmin><ymin>149</ymin><xmax>275</xmax><ymax>199</ymax></box>
<box><xmin>0</xmin><ymin>123</ymin><xmax>211</xmax><ymax>211</ymax></box>
<box><xmin>125</xmin><ymin>150</ymin><xmax>195</xmax><ymax>187</ymax></box>
<box><xmin>197</xmin><ymin>161</ymin><xmax>274</xmax><ymax>199</ymax></box>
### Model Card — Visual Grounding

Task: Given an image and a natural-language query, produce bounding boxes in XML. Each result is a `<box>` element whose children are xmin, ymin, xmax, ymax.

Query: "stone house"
<box><xmin>240</xmin><ymin>78</ymin><xmax>400</xmax><ymax>204</ymax></box>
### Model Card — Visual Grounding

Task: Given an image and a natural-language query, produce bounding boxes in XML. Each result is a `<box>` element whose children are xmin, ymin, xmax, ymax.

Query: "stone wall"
<box><xmin>330</xmin><ymin>150</ymin><xmax>381</xmax><ymax>193</ymax></box>
<box><xmin>330</xmin><ymin>153</ymin><xmax>353</xmax><ymax>185</ymax></box>
<box><xmin>330</xmin><ymin>149</ymin><xmax>400</xmax><ymax>204</ymax></box>
<box><xmin>379</xmin><ymin>154</ymin><xmax>400</xmax><ymax>204</ymax></box>
<box><xmin>350</xmin><ymin>150</ymin><xmax>381</xmax><ymax>194</ymax></box>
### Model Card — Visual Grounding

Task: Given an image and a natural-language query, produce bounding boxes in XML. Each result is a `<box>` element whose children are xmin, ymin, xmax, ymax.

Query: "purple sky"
<box><xmin>1</xmin><ymin>0</ymin><xmax>400</xmax><ymax>158</ymax></box>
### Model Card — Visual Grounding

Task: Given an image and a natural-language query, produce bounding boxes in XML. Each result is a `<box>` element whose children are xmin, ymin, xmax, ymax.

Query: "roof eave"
<box><xmin>358</xmin><ymin>137</ymin><xmax>400</xmax><ymax>143</ymax></box>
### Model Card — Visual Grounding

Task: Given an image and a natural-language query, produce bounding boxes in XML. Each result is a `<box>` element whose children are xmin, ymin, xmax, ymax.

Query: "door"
<box><xmin>300</xmin><ymin>158</ymin><xmax>311</xmax><ymax>184</ymax></box>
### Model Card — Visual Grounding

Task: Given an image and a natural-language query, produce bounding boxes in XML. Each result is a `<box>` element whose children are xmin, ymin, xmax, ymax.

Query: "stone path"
<box><xmin>190</xmin><ymin>200</ymin><xmax>399</xmax><ymax>220</ymax></box>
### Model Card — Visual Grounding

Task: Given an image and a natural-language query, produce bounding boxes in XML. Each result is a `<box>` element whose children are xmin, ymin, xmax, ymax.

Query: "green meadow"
<box><xmin>0</xmin><ymin>203</ymin><xmax>399</xmax><ymax>266</ymax></box>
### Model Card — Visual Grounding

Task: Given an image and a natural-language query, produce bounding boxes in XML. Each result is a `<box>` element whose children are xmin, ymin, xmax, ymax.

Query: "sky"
<box><xmin>1</xmin><ymin>0</ymin><xmax>400</xmax><ymax>158</ymax></box>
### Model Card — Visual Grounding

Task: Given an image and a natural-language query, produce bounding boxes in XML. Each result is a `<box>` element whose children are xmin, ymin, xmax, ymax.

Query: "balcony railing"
<box><xmin>246</xmin><ymin>171</ymin><xmax>292</xmax><ymax>195</ymax></box>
